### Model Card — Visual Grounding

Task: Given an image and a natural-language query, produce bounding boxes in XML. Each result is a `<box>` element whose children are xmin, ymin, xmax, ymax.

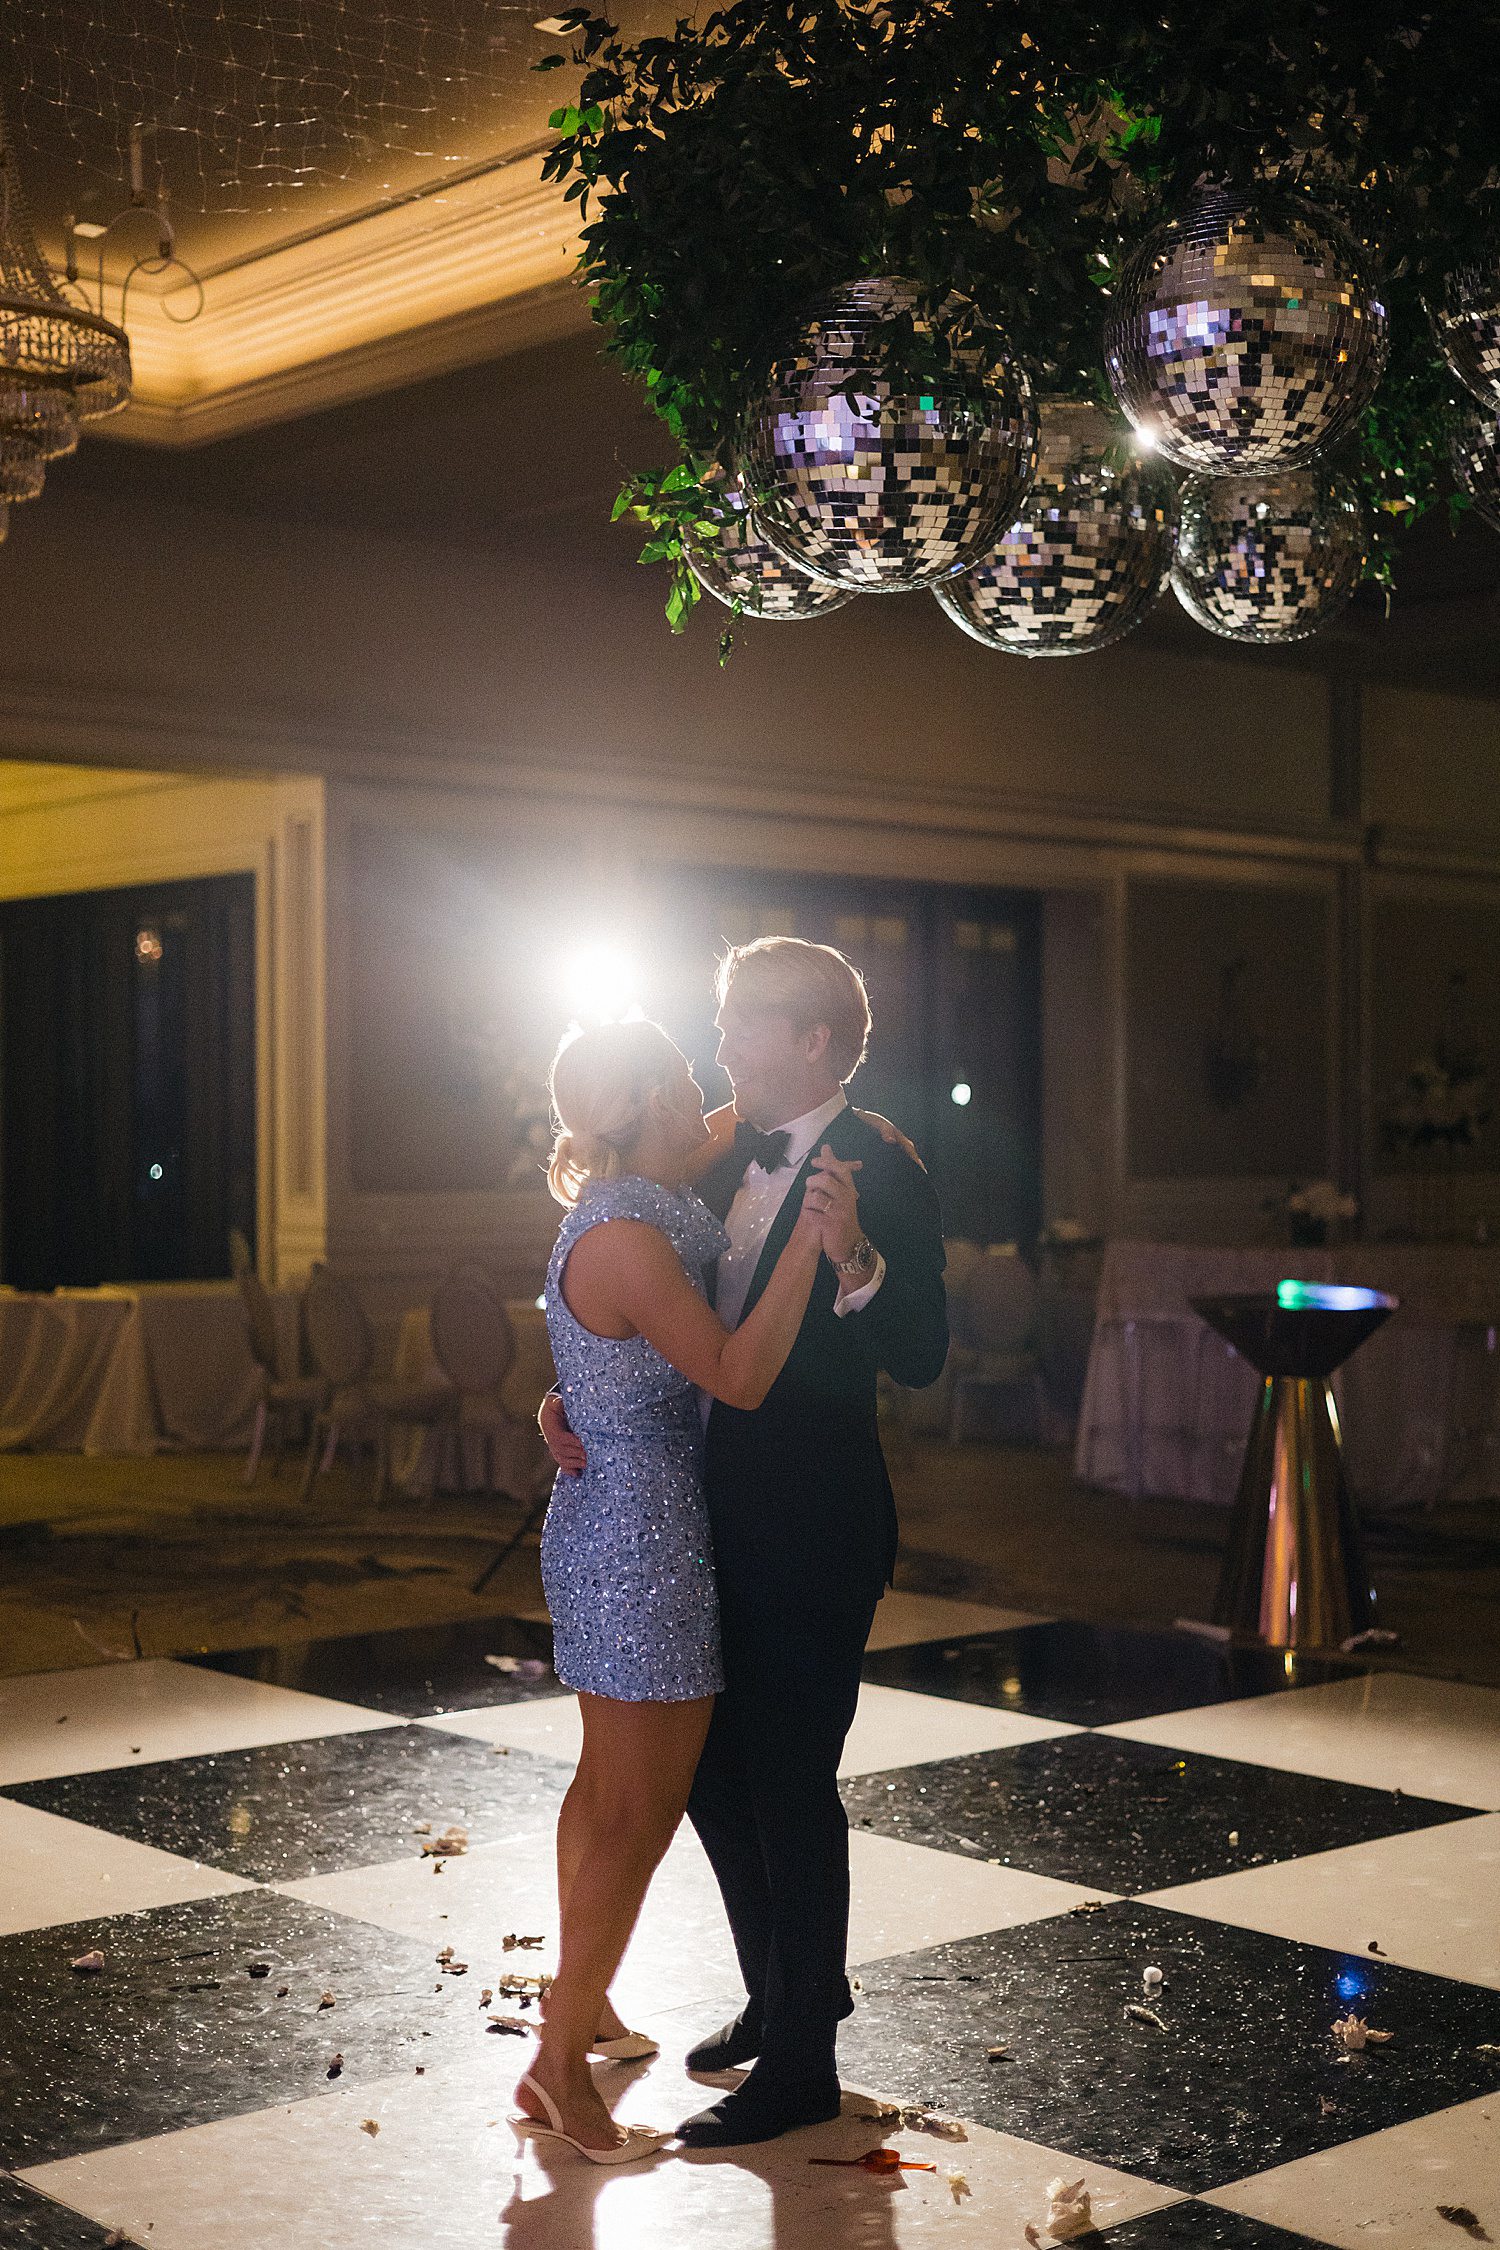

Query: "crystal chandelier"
<box><xmin>0</xmin><ymin>89</ymin><xmax>130</xmax><ymax>505</ymax></box>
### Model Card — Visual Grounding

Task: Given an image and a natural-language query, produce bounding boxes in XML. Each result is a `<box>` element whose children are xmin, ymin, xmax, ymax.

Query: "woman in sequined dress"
<box><xmin>514</xmin><ymin>1018</ymin><xmax>862</xmax><ymax>2163</ymax></box>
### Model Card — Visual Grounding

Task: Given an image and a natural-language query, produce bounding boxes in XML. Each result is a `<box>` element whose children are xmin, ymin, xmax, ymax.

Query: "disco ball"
<box><xmin>743</xmin><ymin>277</ymin><xmax>1037</xmax><ymax>593</ymax></box>
<box><xmin>932</xmin><ymin>400</ymin><xmax>1178</xmax><ymax>656</ymax></box>
<box><xmin>1451</xmin><ymin>403</ymin><xmax>1500</xmax><ymax>534</ymax></box>
<box><xmin>684</xmin><ymin>465</ymin><xmax>855</xmax><ymax>621</ymax></box>
<box><xmin>1433</xmin><ymin>254</ymin><xmax>1500</xmax><ymax>409</ymax></box>
<box><xmin>1171</xmin><ymin>471</ymin><xmax>1366</xmax><ymax>644</ymax></box>
<box><xmin>1105</xmin><ymin>187</ymin><xmax>1388</xmax><ymax>472</ymax></box>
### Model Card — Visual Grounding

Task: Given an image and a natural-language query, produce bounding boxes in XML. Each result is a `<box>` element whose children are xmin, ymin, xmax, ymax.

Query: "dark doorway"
<box><xmin>644</xmin><ymin>870</ymin><xmax>1042</xmax><ymax>1247</ymax></box>
<box><xmin>0</xmin><ymin>873</ymin><xmax>257</xmax><ymax>1290</ymax></box>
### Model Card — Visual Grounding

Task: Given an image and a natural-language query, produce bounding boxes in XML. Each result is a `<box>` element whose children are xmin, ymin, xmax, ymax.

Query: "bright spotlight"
<box><xmin>1132</xmin><ymin>424</ymin><xmax>1159</xmax><ymax>453</ymax></box>
<box><xmin>950</xmin><ymin>1081</ymin><xmax>972</xmax><ymax>1107</ymax></box>
<box><xmin>564</xmin><ymin>941</ymin><xmax>642</xmax><ymax>1025</ymax></box>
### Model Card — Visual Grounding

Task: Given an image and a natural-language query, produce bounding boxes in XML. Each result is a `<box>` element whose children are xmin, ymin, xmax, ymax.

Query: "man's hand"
<box><xmin>854</xmin><ymin>1109</ymin><xmax>926</xmax><ymax>1171</ymax></box>
<box><xmin>803</xmin><ymin>1145</ymin><xmax>865</xmax><ymax>1266</ymax></box>
<box><xmin>538</xmin><ymin>1392</ymin><xmax>586</xmax><ymax>1475</ymax></box>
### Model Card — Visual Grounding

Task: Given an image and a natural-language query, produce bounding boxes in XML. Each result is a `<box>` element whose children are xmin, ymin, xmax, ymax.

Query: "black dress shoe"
<box><xmin>685</xmin><ymin>2011</ymin><xmax>763</xmax><ymax>2074</ymax></box>
<box><xmin>675</xmin><ymin>2077</ymin><xmax>842</xmax><ymax>2148</ymax></box>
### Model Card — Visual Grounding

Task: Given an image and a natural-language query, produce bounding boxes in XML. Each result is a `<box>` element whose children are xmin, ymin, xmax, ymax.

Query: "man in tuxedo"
<box><xmin>543</xmin><ymin>935</ymin><xmax>947</xmax><ymax>2146</ymax></box>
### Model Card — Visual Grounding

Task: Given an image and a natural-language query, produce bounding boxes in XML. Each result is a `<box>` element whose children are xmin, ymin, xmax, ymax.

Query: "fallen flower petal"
<box><xmin>360</xmin><ymin>2119</ymin><xmax>380</xmax><ymax>2137</ymax></box>
<box><xmin>421</xmin><ymin>1826</ymin><xmax>469</xmax><ymax>1858</ymax></box>
<box><xmin>487</xmin><ymin>2015</ymin><xmax>529</xmax><ymax>2036</ymax></box>
<box><xmin>948</xmin><ymin>2171</ymin><xmax>971</xmax><ymax>2203</ymax></box>
<box><xmin>900</xmin><ymin>2107</ymin><xmax>967</xmax><ymax>2140</ymax></box>
<box><xmin>1437</xmin><ymin>2208</ymin><xmax>1484</xmax><ymax>2234</ymax></box>
<box><xmin>327</xmin><ymin>2054</ymin><xmax>344</xmax><ymax>2079</ymax></box>
<box><xmin>318</xmin><ymin>1991</ymin><xmax>336</xmax><ymax>2011</ymax></box>
<box><xmin>1046</xmin><ymin>2177</ymin><xmax>1093</xmax><ymax>2241</ymax></box>
<box><xmin>69</xmin><ymin>1950</ymin><xmax>106</xmax><ymax>1974</ymax></box>
<box><xmin>1125</xmin><ymin>2004</ymin><xmax>1167</xmax><ymax>2031</ymax></box>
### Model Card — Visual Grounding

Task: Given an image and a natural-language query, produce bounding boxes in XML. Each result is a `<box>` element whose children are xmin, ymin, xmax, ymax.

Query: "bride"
<box><xmin>512</xmin><ymin>1016</ymin><xmax>862</xmax><ymax>2163</ymax></box>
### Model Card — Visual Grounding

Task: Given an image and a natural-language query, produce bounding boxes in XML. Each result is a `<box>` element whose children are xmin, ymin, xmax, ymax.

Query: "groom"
<box><xmin>545</xmin><ymin>935</ymin><xmax>947</xmax><ymax>2145</ymax></box>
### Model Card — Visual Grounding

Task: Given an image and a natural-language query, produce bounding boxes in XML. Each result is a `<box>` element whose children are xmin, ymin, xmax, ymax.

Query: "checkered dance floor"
<box><xmin>1</xmin><ymin>1593</ymin><xmax>1497</xmax><ymax>2248</ymax></box>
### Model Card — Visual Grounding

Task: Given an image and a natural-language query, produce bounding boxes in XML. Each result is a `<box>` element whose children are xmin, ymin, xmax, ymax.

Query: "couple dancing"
<box><xmin>515</xmin><ymin>936</ymin><xmax>947</xmax><ymax>2164</ymax></box>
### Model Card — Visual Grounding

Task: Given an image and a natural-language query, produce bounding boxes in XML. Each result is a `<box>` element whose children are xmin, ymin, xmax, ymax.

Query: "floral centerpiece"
<box><xmin>1276</xmin><ymin>1180</ymin><xmax>1359</xmax><ymax>1249</ymax></box>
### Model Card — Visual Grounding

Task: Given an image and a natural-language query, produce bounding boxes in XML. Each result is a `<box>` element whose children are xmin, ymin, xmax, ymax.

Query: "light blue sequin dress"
<box><xmin>541</xmin><ymin>1175</ymin><xmax>730</xmax><ymax>1701</ymax></box>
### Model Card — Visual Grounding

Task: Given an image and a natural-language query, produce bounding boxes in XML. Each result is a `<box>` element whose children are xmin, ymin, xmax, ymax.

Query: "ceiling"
<box><xmin>2</xmin><ymin>2</ymin><xmax>666</xmax><ymax>442</ymax></box>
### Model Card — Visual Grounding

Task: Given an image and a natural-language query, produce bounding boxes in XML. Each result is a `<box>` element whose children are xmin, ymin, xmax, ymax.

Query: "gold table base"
<box><xmin>1213</xmin><ymin>1373</ymin><xmax>1378</xmax><ymax>1650</ymax></box>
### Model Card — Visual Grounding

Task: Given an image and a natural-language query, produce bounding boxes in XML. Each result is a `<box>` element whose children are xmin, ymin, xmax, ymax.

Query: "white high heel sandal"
<box><xmin>590</xmin><ymin>2029</ymin><xmax>660</xmax><ymax>2062</ymax></box>
<box><xmin>510</xmin><ymin>2071</ymin><xmax>668</xmax><ymax>2165</ymax></box>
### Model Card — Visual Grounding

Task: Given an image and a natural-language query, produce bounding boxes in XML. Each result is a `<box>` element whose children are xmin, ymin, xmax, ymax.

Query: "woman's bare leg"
<box><xmin>555</xmin><ymin>1764</ymin><xmax>629</xmax><ymax>2044</ymax></box>
<box><xmin>518</xmin><ymin>1691</ymin><xmax>713</xmax><ymax>2148</ymax></box>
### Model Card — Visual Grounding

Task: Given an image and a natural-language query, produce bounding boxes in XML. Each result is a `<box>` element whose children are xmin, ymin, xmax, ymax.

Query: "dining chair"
<box><xmin>300</xmin><ymin>1267</ymin><xmax>458</xmax><ymax>1503</ymax></box>
<box><xmin>236</xmin><ymin>1263</ymin><xmax>325</xmax><ymax>1485</ymax></box>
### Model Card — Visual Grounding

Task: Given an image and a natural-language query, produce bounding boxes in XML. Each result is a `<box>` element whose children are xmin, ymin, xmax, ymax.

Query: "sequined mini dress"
<box><xmin>541</xmin><ymin>1175</ymin><xmax>730</xmax><ymax>1702</ymax></box>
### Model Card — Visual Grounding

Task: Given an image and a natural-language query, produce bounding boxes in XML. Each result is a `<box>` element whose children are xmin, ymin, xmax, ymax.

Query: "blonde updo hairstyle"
<box><xmin>547</xmin><ymin>1018</ymin><xmax>692</xmax><ymax>1207</ymax></box>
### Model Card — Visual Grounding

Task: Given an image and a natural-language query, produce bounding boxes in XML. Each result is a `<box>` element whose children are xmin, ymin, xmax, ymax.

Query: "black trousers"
<box><xmin>686</xmin><ymin>1592</ymin><xmax>879</xmax><ymax>2082</ymax></box>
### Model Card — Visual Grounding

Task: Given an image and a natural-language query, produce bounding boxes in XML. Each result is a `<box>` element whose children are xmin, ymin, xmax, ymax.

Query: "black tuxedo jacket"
<box><xmin>697</xmin><ymin>1105</ymin><xmax>948</xmax><ymax>1613</ymax></box>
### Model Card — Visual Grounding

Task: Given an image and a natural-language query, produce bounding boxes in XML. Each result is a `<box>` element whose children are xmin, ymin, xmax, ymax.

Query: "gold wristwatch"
<box><xmin>833</xmin><ymin>1234</ymin><xmax>877</xmax><ymax>1278</ymax></box>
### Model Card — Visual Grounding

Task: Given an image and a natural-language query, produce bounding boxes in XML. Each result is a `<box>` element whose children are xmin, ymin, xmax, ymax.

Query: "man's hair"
<box><xmin>714</xmin><ymin>935</ymin><xmax>872</xmax><ymax>1083</ymax></box>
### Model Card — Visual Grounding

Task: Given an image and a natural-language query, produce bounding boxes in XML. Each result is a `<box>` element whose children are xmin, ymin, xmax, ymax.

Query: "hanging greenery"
<box><xmin>536</xmin><ymin>1</ymin><xmax>1500</xmax><ymax>634</ymax></box>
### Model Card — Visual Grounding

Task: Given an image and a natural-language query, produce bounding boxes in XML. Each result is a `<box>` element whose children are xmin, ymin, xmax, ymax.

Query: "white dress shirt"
<box><xmin>714</xmin><ymin>1090</ymin><xmax>887</xmax><ymax>1334</ymax></box>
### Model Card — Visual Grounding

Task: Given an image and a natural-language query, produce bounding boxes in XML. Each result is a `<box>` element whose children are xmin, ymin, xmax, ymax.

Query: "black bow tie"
<box><xmin>734</xmin><ymin>1121</ymin><xmax>792</xmax><ymax>1174</ymax></box>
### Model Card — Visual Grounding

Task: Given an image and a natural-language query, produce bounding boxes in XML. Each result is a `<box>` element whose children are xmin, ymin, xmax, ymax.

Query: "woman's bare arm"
<box><xmin>562</xmin><ymin>1206</ymin><xmax>821</xmax><ymax>1411</ymax></box>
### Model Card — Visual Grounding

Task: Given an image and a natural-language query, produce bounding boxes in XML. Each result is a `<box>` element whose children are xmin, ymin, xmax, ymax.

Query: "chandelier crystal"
<box><xmin>0</xmin><ymin>92</ymin><xmax>131</xmax><ymax>419</ymax></box>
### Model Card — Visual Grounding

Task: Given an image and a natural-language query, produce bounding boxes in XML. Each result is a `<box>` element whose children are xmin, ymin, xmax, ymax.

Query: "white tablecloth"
<box><xmin>0</xmin><ymin>1283</ymin><xmax>297</xmax><ymax>1456</ymax></box>
<box><xmin>1075</xmin><ymin>1241</ymin><xmax>1500</xmax><ymax>1509</ymax></box>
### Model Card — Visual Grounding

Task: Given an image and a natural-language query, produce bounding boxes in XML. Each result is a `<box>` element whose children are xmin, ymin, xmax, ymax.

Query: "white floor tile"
<box><xmin>272</xmin><ymin>1819</ymin><xmax>1099</xmax><ymax>2035</ymax></box>
<box><xmin>1100</xmin><ymin>1673</ymin><xmax>1500</xmax><ymax>1810</ymax></box>
<box><xmin>20</xmin><ymin>2045</ymin><xmax>1181</xmax><ymax>2250</ymax></box>
<box><xmin>0</xmin><ymin>1797</ymin><xmax>252</xmax><ymax>1937</ymax></box>
<box><xmin>421</xmin><ymin>1681</ymin><xmax>1075</xmax><ymax>1779</ymax></box>
<box><xmin>1142</xmin><ymin>1813</ymin><xmax>1500</xmax><ymax>1990</ymax></box>
<box><xmin>1205</xmin><ymin>2090</ymin><xmax>1500</xmax><ymax>2249</ymax></box>
<box><xmin>273</xmin><ymin>1820</ymin><xmax>741</xmax><ymax>2019</ymax></box>
<box><xmin>864</xmin><ymin>1592</ymin><xmax>1050</xmax><ymax>1651</ymax></box>
<box><xmin>837</xmin><ymin>1684</ymin><xmax>1077</xmax><ymax>1778</ymax></box>
<box><xmin>0</xmin><ymin>1660</ymin><xmax>397</xmax><ymax>1786</ymax></box>
<box><xmin>418</xmin><ymin>1693</ymin><xmax>579</xmax><ymax>1762</ymax></box>
<box><xmin>845</xmin><ymin>1829</ymin><xmax>1117</xmax><ymax>1960</ymax></box>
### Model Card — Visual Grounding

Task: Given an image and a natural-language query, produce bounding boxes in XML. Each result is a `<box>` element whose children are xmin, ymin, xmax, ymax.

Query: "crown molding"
<box><xmin>94</xmin><ymin>152</ymin><xmax>590</xmax><ymax>447</ymax></box>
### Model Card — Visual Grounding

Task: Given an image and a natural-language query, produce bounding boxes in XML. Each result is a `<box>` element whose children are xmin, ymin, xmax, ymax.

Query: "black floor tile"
<box><xmin>189</xmin><ymin>1613</ymin><xmax>559</xmax><ymax>1719</ymax></box>
<box><xmin>0</xmin><ymin>2177</ymin><xmax>130</xmax><ymax>2249</ymax></box>
<box><xmin>862</xmin><ymin>1621</ymin><xmax>1358</xmax><ymax>1728</ymax></box>
<box><xmin>0</xmin><ymin>1890</ymin><xmax>520</xmax><ymax>2170</ymax></box>
<box><xmin>5</xmin><ymin>1724</ymin><xmax>570</xmax><ymax>1882</ymax></box>
<box><xmin>840</xmin><ymin>1729</ymin><xmax>1470</xmax><ymax>1893</ymax></box>
<box><xmin>1099</xmin><ymin>2204</ymin><xmax>1330</xmax><ymax>2248</ymax></box>
<box><xmin>838</xmin><ymin>1900</ymin><xmax>1500</xmax><ymax>2194</ymax></box>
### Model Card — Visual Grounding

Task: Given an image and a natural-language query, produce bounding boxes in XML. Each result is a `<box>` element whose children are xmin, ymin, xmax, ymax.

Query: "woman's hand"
<box><xmin>800</xmin><ymin>1145</ymin><xmax>864</xmax><ymax>1265</ymax></box>
<box><xmin>539</xmin><ymin>1391</ymin><xmax>587</xmax><ymax>1476</ymax></box>
<box><xmin>855</xmin><ymin>1109</ymin><xmax>925</xmax><ymax>1170</ymax></box>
